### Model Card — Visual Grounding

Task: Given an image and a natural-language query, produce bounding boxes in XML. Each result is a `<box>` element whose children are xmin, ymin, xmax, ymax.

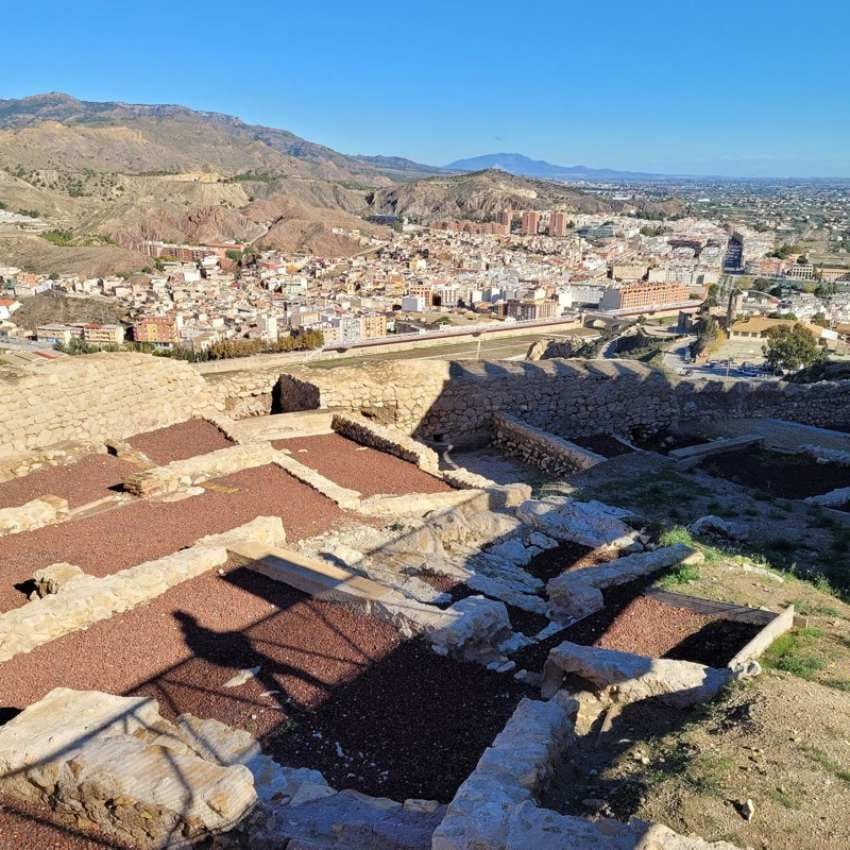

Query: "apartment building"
<box><xmin>599</xmin><ymin>281</ymin><xmax>691</xmax><ymax>311</ymax></box>
<box><xmin>521</xmin><ymin>211</ymin><xmax>541</xmax><ymax>236</ymax></box>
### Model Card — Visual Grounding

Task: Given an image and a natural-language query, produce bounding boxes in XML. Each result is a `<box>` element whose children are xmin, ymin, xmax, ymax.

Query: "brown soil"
<box><xmin>127</xmin><ymin>419</ymin><xmax>233</xmax><ymax>465</ymax></box>
<box><xmin>273</xmin><ymin>433</ymin><xmax>453</xmax><ymax>497</ymax></box>
<box><xmin>0</xmin><ymin>464</ymin><xmax>348</xmax><ymax>613</ymax></box>
<box><xmin>524</xmin><ymin>541</ymin><xmax>603</xmax><ymax>582</ymax></box>
<box><xmin>0</xmin><ymin>454</ymin><xmax>135</xmax><ymax>510</ymax></box>
<box><xmin>699</xmin><ymin>446</ymin><xmax>850</xmax><ymax>499</ymax></box>
<box><xmin>0</xmin><ymin>558</ymin><xmax>527</xmax><ymax>807</ymax></box>
<box><xmin>572</xmin><ymin>434</ymin><xmax>633</xmax><ymax>458</ymax></box>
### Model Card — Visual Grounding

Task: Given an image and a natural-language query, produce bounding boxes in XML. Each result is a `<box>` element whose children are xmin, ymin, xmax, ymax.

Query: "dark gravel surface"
<box><xmin>524</xmin><ymin>541</ymin><xmax>601</xmax><ymax>582</ymax></box>
<box><xmin>127</xmin><ymin>419</ymin><xmax>233</xmax><ymax>465</ymax></box>
<box><xmin>631</xmin><ymin>429</ymin><xmax>709</xmax><ymax>454</ymax></box>
<box><xmin>0</xmin><ymin>464</ymin><xmax>348</xmax><ymax>613</ymax></box>
<box><xmin>699</xmin><ymin>446</ymin><xmax>850</xmax><ymax>499</ymax></box>
<box><xmin>571</xmin><ymin>434</ymin><xmax>634</xmax><ymax>458</ymax></box>
<box><xmin>273</xmin><ymin>434</ymin><xmax>453</xmax><ymax>497</ymax></box>
<box><xmin>0</xmin><ymin>559</ymin><xmax>527</xmax><ymax>806</ymax></box>
<box><xmin>0</xmin><ymin>454</ymin><xmax>134</xmax><ymax>510</ymax></box>
<box><xmin>505</xmin><ymin>604</ymin><xmax>551</xmax><ymax>637</ymax></box>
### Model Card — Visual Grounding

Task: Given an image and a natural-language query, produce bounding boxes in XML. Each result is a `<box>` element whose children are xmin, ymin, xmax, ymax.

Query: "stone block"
<box><xmin>541</xmin><ymin>641</ymin><xmax>732</xmax><ymax>708</ymax></box>
<box><xmin>0</xmin><ymin>689</ymin><xmax>256</xmax><ymax>848</ymax></box>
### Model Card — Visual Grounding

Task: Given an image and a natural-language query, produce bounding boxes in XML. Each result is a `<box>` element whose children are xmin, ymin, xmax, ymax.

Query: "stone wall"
<box><xmin>124</xmin><ymin>442</ymin><xmax>277</xmax><ymax>497</ymax></box>
<box><xmin>492</xmin><ymin>412</ymin><xmax>605</xmax><ymax>475</ymax></box>
<box><xmin>275</xmin><ymin>358</ymin><xmax>850</xmax><ymax>448</ymax></box>
<box><xmin>331</xmin><ymin>412</ymin><xmax>440</xmax><ymax>473</ymax></box>
<box><xmin>202</xmin><ymin>366</ymin><xmax>287</xmax><ymax>419</ymax></box>
<box><xmin>0</xmin><ymin>353</ymin><xmax>216</xmax><ymax>460</ymax></box>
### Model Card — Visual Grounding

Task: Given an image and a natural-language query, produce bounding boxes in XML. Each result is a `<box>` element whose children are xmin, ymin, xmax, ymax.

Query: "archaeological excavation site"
<box><xmin>1</xmin><ymin>352</ymin><xmax>850</xmax><ymax>850</ymax></box>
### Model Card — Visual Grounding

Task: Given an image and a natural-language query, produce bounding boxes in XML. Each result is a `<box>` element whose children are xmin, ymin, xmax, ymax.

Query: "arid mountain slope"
<box><xmin>0</xmin><ymin>93</ymin><xmax>386</xmax><ymax>184</ymax></box>
<box><xmin>367</xmin><ymin>169</ymin><xmax>613</xmax><ymax>222</ymax></box>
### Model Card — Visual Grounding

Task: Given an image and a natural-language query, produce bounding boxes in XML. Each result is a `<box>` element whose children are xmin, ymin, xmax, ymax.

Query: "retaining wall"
<box><xmin>0</xmin><ymin>354</ymin><xmax>216</xmax><ymax>460</ymax></box>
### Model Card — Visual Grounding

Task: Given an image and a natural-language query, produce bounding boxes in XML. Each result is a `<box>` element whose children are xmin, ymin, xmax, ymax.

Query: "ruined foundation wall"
<box><xmin>0</xmin><ymin>353</ymin><xmax>216</xmax><ymax>459</ymax></box>
<box><xmin>201</xmin><ymin>366</ymin><xmax>286</xmax><ymax>419</ymax></box>
<box><xmin>274</xmin><ymin>358</ymin><xmax>850</xmax><ymax>446</ymax></box>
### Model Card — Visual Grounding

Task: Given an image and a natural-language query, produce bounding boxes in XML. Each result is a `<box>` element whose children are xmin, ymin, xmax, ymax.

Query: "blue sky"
<box><xmin>4</xmin><ymin>0</ymin><xmax>849</xmax><ymax>177</ymax></box>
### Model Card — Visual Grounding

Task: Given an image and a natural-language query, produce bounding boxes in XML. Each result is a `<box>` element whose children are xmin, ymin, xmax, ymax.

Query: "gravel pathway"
<box><xmin>0</xmin><ymin>454</ymin><xmax>134</xmax><ymax>510</ymax></box>
<box><xmin>0</xmin><ymin>464</ymin><xmax>348</xmax><ymax>613</ymax></box>
<box><xmin>127</xmin><ymin>419</ymin><xmax>233</xmax><ymax>465</ymax></box>
<box><xmin>274</xmin><ymin>433</ymin><xmax>453</xmax><ymax>497</ymax></box>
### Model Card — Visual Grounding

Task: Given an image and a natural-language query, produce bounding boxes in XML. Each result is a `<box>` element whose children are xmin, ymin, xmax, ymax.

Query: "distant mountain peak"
<box><xmin>444</xmin><ymin>152</ymin><xmax>666</xmax><ymax>182</ymax></box>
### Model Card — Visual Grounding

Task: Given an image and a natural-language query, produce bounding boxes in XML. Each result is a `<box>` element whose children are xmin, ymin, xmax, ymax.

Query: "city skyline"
<box><xmin>4</xmin><ymin>0</ymin><xmax>850</xmax><ymax>179</ymax></box>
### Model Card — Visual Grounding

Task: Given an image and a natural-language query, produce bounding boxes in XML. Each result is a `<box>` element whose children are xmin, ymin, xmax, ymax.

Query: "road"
<box><xmin>662</xmin><ymin>336</ymin><xmax>696</xmax><ymax>373</ymax></box>
<box><xmin>303</xmin><ymin>331</ymin><xmax>583</xmax><ymax>370</ymax></box>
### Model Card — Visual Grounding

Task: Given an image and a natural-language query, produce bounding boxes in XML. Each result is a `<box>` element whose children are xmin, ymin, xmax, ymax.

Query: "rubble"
<box><xmin>516</xmin><ymin>497</ymin><xmax>642</xmax><ymax>550</ymax></box>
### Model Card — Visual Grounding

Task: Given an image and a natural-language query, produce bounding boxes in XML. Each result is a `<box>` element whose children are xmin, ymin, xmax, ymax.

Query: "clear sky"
<box><xmin>4</xmin><ymin>0</ymin><xmax>849</xmax><ymax>178</ymax></box>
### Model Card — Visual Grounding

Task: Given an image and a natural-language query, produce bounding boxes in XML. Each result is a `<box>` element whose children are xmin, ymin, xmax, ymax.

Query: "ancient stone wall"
<box><xmin>274</xmin><ymin>359</ymin><xmax>850</xmax><ymax>447</ymax></box>
<box><xmin>492</xmin><ymin>412</ymin><xmax>605</xmax><ymax>475</ymax></box>
<box><xmin>0</xmin><ymin>353</ymin><xmax>216</xmax><ymax>460</ymax></box>
<box><xmin>202</xmin><ymin>366</ymin><xmax>286</xmax><ymax>418</ymax></box>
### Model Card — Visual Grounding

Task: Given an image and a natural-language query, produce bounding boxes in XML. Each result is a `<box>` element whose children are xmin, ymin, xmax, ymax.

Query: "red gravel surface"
<box><xmin>0</xmin><ymin>798</ymin><xmax>133</xmax><ymax>850</ymax></box>
<box><xmin>593</xmin><ymin>595</ymin><xmax>762</xmax><ymax>666</ymax></box>
<box><xmin>127</xmin><ymin>419</ymin><xmax>233</xmax><ymax>465</ymax></box>
<box><xmin>0</xmin><ymin>454</ymin><xmax>135</xmax><ymax>510</ymax></box>
<box><xmin>273</xmin><ymin>433</ymin><xmax>453</xmax><ymax>497</ymax></box>
<box><xmin>0</xmin><ymin>559</ymin><xmax>527</xmax><ymax>808</ymax></box>
<box><xmin>514</xmin><ymin>577</ymin><xmax>762</xmax><ymax>672</ymax></box>
<box><xmin>0</xmin><ymin>464</ymin><xmax>347</xmax><ymax>613</ymax></box>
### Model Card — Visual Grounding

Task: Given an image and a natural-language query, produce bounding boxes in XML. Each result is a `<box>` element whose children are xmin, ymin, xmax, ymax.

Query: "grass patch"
<box><xmin>658</xmin><ymin>562</ymin><xmax>701</xmax><ymax>587</ymax></box>
<box><xmin>42</xmin><ymin>229</ymin><xmax>74</xmax><ymax>247</ymax></box>
<box><xmin>684</xmin><ymin>751</ymin><xmax>735</xmax><ymax>796</ymax></box>
<box><xmin>767</xmin><ymin>786</ymin><xmax>802</xmax><ymax>809</ymax></box>
<box><xmin>802</xmin><ymin>745</ymin><xmax>850</xmax><ymax>784</ymax></box>
<box><xmin>659</xmin><ymin>525</ymin><xmax>726</xmax><ymax>566</ymax></box>
<box><xmin>762</xmin><ymin>629</ymin><xmax>827</xmax><ymax>680</ymax></box>
<box><xmin>581</xmin><ymin>470</ymin><xmax>709</xmax><ymax>516</ymax></box>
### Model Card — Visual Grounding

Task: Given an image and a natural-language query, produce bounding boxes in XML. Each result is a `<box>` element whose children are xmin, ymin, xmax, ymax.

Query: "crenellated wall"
<box><xmin>275</xmin><ymin>358</ymin><xmax>850</xmax><ymax>447</ymax></box>
<box><xmin>0</xmin><ymin>353</ymin><xmax>217</xmax><ymax>460</ymax></box>
<box><xmin>5</xmin><ymin>353</ymin><xmax>850</xmax><ymax>460</ymax></box>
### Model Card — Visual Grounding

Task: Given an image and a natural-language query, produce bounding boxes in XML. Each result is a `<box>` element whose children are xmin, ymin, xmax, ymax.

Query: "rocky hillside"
<box><xmin>0</xmin><ymin>94</ymin><xmax>624</xmax><ymax>271</ymax></box>
<box><xmin>366</xmin><ymin>169</ymin><xmax>613</xmax><ymax>223</ymax></box>
<box><xmin>0</xmin><ymin>93</ymin><xmax>385</xmax><ymax>184</ymax></box>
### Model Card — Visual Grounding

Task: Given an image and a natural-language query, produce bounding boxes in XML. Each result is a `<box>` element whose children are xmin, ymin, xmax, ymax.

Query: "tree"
<box><xmin>763</xmin><ymin>323</ymin><xmax>823</xmax><ymax>372</ymax></box>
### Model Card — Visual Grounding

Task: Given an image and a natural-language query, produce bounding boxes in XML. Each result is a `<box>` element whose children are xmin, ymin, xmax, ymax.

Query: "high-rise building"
<box><xmin>549</xmin><ymin>211</ymin><xmax>568</xmax><ymax>237</ymax></box>
<box><xmin>521</xmin><ymin>211</ymin><xmax>541</xmax><ymax>236</ymax></box>
<box><xmin>499</xmin><ymin>209</ymin><xmax>513</xmax><ymax>228</ymax></box>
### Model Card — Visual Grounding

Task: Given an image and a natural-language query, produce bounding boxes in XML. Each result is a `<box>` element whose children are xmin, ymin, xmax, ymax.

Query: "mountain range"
<box><xmin>0</xmin><ymin>93</ymin><xmax>677</xmax><ymax>276</ymax></box>
<box><xmin>443</xmin><ymin>153</ymin><xmax>668</xmax><ymax>183</ymax></box>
